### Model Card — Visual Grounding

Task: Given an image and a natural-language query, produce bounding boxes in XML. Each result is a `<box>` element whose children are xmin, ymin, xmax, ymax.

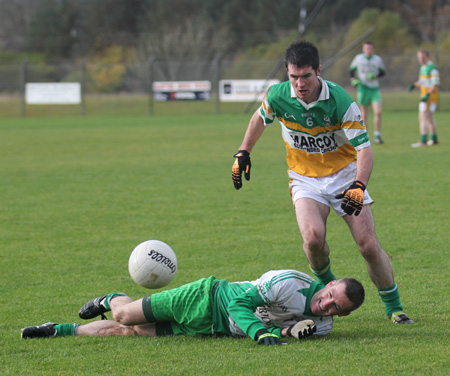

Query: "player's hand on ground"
<box><xmin>335</xmin><ymin>180</ymin><xmax>366</xmax><ymax>216</ymax></box>
<box><xmin>420</xmin><ymin>93</ymin><xmax>430</xmax><ymax>102</ymax></box>
<box><xmin>232</xmin><ymin>150</ymin><xmax>251</xmax><ymax>190</ymax></box>
<box><xmin>256</xmin><ymin>332</ymin><xmax>287</xmax><ymax>346</ymax></box>
<box><xmin>287</xmin><ymin>320</ymin><xmax>316</xmax><ymax>340</ymax></box>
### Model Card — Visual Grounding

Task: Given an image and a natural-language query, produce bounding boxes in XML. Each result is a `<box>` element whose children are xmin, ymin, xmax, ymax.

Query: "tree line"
<box><xmin>0</xmin><ymin>0</ymin><xmax>449</xmax><ymax>63</ymax></box>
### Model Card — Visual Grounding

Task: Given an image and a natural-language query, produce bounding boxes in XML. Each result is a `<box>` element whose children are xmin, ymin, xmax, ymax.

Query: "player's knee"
<box><xmin>302</xmin><ymin>230</ymin><xmax>326</xmax><ymax>252</ymax></box>
<box><xmin>357</xmin><ymin>238</ymin><xmax>380</xmax><ymax>260</ymax></box>
<box><xmin>112</xmin><ymin>307</ymin><xmax>133</xmax><ymax>325</ymax></box>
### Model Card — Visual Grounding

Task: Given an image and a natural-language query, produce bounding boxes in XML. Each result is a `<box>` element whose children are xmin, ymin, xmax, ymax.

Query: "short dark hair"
<box><xmin>364</xmin><ymin>40</ymin><xmax>375</xmax><ymax>47</ymax></box>
<box><xmin>339</xmin><ymin>278</ymin><xmax>365</xmax><ymax>312</ymax></box>
<box><xmin>284</xmin><ymin>40</ymin><xmax>320</xmax><ymax>72</ymax></box>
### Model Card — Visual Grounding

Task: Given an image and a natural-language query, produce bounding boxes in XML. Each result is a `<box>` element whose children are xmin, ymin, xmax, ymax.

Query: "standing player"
<box><xmin>350</xmin><ymin>41</ymin><xmax>386</xmax><ymax>144</ymax></box>
<box><xmin>409</xmin><ymin>49</ymin><xmax>440</xmax><ymax>147</ymax></box>
<box><xmin>22</xmin><ymin>269</ymin><xmax>365</xmax><ymax>345</ymax></box>
<box><xmin>232</xmin><ymin>40</ymin><xmax>413</xmax><ymax>324</ymax></box>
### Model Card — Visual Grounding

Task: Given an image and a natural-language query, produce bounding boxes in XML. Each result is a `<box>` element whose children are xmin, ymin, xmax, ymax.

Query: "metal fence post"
<box><xmin>20</xmin><ymin>60</ymin><xmax>27</xmax><ymax>117</ymax></box>
<box><xmin>81</xmin><ymin>58</ymin><xmax>87</xmax><ymax>116</ymax></box>
<box><xmin>214</xmin><ymin>53</ymin><xmax>223</xmax><ymax>115</ymax></box>
<box><xmin>148</xmin><ymin>55</ymin><xmax>157</xmax><ymax>116</ymax></box>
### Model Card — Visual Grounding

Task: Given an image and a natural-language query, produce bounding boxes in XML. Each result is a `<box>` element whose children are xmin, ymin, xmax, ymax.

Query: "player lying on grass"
<box><xmin>22</xmin><ymin>269</ymin><xmax>364</xmax><ymax>345</ymax></box>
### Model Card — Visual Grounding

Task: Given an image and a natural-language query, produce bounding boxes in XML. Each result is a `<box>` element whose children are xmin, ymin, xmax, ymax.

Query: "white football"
<box><xmin>128</xmin><ymin>240</ymin><xmax>177</xmax><ymax>289</ymax></box>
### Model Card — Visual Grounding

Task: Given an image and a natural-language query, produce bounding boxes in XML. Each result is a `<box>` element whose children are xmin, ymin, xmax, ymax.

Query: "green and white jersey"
<box><xmin>213</xmin><ymin>270</ymin><xmax>333</xmax><ymax>340</ymax></box>
<box><xmin>260</xmin><ymin>78</ymin><xmax>370</xmax><ymax>177</ymax></box>
<box><xmin>350</xmin><ymin>53</ymin><xmax>385</xmax><ymax>88</ymax></box>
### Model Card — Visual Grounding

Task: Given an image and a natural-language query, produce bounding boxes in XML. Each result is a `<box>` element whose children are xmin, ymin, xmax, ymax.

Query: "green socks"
<box><xmin>378</xmin><ymin>283</ymin><xmax>403</xmax><ymax>316</ymax></box>
<box><xmin>311</xmin><ymin>262</ymin><xmax>404</xmax><ymax>317</ymax></box>
<box><xmin>53</xmin><ymin>323</ymin><xmax>79</xmax><ymax>337</ymax></box>
<box><xmin>310</xmin><ymin>259</ymin><xmax>336</xmax><ymax>285</ymax></box>
<box><xmin>102</xmin><ymin>292</ymin><xmax>127</xmax><ymax>310</ymax></box>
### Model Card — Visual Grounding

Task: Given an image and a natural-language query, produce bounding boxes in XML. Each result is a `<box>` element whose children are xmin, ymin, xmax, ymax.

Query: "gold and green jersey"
<box><xmin>259</xmin><ymin>78</ymin><xmax>370</xmax><ymax>177</ymax></box>
<box><xmin>419</xmin><ymin>61</ymin><xmax>439</xmax><ymax>101</ymax></box>
<box><xmin>212</xmin><ymin>270</ymin><xmax>333</xmax><ymax>340</ymax></box>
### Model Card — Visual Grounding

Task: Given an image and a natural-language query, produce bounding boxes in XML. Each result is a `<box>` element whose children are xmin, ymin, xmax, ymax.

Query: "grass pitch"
<box><xmin>1</xmin><ymin>97</ymin><xmax>449</xmax><ymax>375</ymax></box>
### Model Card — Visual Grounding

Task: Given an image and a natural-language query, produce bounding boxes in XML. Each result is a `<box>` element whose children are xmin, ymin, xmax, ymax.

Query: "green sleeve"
<box><xmin>227</xmin><ymin>286</ymin><xmax>281</xmax><ymax>341</ymax></box>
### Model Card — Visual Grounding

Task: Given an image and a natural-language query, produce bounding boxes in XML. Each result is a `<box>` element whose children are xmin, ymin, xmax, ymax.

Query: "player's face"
<box><xmin>363</xmin><ymin>43</ymin><xmax>374</xmax><ymax>57</ymax></box>
<box><xmin>287</xmin><ymin>63</ymin><xmax>322</xmax><ymax>104</ymax></box>
<box><xmin>417</xmin><ymin>52</ymin><xmax>429</xmax><ymax>65</ymax></box>
<box><xmin>310</xmin><ymin>280</ymin><xmax>354</xmax><ymax>317</ymax></box>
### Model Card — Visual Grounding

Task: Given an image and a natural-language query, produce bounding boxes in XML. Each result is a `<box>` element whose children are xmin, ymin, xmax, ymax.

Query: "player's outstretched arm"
<box><xmin>232</xmin><ymin>110</ymin><xmax>265</xmax><ymax>190</ymax></box>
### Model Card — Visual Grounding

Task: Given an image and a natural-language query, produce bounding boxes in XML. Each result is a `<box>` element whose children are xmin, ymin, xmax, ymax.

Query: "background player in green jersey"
<box><xmin>350</xmin><ymin>41</ymin><xmax>386</xmax><ymax>144</ymax></box>
<box><xmin>232</xmin><ymin>40</ymin><xmax>413</xmax><ymax>325</ymax></box>
<box><xmin>22</xmin><ymin>269</ymin><xmax>365</xmax><ymax>346</ymax></box>
<box><xmin>409</xmin><ymin>49</ymin><xmax>440</xmax><ymax>147</ymax></box>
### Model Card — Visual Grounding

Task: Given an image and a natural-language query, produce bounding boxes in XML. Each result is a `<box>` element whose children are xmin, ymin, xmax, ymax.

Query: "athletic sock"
<box><xmin>374</xmin><ymin>131</ymin><xmax>381</xmax><ymax>137</ymax></box>
<box><xmin>420</xmin><ymin>134</ymin><xmax>428</xmax><ymax>143</ymax></box>
<box><xmin>53</xmin><ymin>323</ymin><xmax>78</xmax><ymax>337</ymax></box>
<box><xmin>102</xmin><ymin>292</ymin><xmax>127</xmax><ymax>310</ymax></box>
<box><xmin>378</xmin><ymin>283</ymin><xmax>403</xmax><ymax>316</ymax></box>
<box><xmin>310</xmin><ymin>259</ymin><xmax>336</xmax><ymax>285</ymax></box>
<box><xmin>431</xmin><ymin>133</ymin><xmax>438</xmax><ymax>142</ymax></box>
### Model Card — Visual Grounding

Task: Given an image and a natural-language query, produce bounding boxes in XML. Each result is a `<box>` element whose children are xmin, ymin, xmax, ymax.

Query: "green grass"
<box><xmin>1</xmin><ymin>100</ymin><xmax>449</xmax><ymax>375</ymax></box>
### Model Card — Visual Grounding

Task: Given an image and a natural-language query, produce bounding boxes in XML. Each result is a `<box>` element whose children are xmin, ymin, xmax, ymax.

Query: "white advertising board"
<box><xmin>219</xmin><ymin>79</ymin><xmax>280</xmax><ymax>102</ymax></box>
<box><xmin>153</xmin><ymin>81</ymin><xmax>211</xmax><ymax>101</ymax></box>
<box><xmin>26</xmin><ymin>83</ymin><xmax>81</xmax><ymax>104</ymax></box>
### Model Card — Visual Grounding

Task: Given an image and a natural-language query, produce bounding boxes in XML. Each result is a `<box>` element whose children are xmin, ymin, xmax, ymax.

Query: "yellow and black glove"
<box><xmin>232</xmin><ymin>150</ymin><xmax>251</xmax><ymax>190</ymax></box>
<box><xmin>255</xmin><ymin>330</ymin><xmax>286</xmax><ymax>346</ymax></box>
<box><xmin>335</xmin><ymin>180</ymin><xmax>366</xmax><ymax>216</ymax></box>
<box><xmin>286</xmin><ymin>320</ymin><xmax>316</xmax><ymax>340</ymax></box>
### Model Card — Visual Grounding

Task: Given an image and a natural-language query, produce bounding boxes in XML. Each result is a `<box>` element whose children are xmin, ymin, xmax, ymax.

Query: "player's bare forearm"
<box><xmin>238</xmin><ymin>110</ymin><xmax>266</xmax><ymax>153</ymax></box>
<box><xmin>355</xmin><ymin>147</ymin><xmax>373</xmax><ymax>186</ymax></box>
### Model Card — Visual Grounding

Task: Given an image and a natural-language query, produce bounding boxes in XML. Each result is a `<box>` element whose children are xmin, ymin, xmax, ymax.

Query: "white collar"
<box><xmin>290</xmin><ymin>76</ymin><xmax>329</xmax><ymax>109</ymax></box>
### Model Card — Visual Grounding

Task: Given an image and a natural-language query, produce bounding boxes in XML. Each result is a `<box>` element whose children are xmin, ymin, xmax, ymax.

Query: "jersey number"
<box><xmin>306</xmin><ymin>117</ymin><xmax>314</xmax><ymax>128</ymax></box>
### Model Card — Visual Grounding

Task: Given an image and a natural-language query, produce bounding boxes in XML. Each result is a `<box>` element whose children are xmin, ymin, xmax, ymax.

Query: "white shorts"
<box><xmin>419</xmin><ymin>102</ymin><xmax>437</xmax><ymax>112</ymax></box>
<box><xmin>289</xmin><ymin>163</ymin><xmax>374</xmax><ymax>217</ymax></box>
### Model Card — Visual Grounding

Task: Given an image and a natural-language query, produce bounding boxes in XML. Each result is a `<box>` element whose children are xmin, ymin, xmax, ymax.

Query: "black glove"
<box><xmin>232</xmin><ymin>150</ymin><xmax>251</xmax><ymax>190</ymax></box>
<box><xmin>286</xmin><ymin>320</ymin><xmax>316</xmax><ymax>340</ymax></box>
<box><xmin>256</xmin><ymin>331</ymin><xmax>286</xmax><ymax>346</ymax></box>
<box><xmin>335</xmin><ymin>180</ymin><xmax>366</xmax><ymax>216</ymax></box>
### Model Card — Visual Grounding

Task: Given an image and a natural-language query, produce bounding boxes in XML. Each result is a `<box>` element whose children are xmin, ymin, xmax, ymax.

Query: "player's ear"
<box><xmin>326</xmin><ymin>280</ymin><xmax>337</xmax><ymax>287</ymax></box>
<box><xmin>338</xmin><ymin>312</ymin><xmax>350</xmax><ymax>317</ymax></box>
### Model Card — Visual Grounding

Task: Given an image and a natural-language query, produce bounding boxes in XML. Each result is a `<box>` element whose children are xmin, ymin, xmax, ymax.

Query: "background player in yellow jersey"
<box><xmin>350</xmin><ymin>41</ymin><xmax>386</xmax><ymax>144</ymax></box>
<box><xmin>409</xmin><ymin>49</ymin><xmax>440</xmax><ymax>147</ymax></box>
<box><xmin>232</xmin><ymin>40</ymin><xmax>413</xmax><ymax>324</ymax></box>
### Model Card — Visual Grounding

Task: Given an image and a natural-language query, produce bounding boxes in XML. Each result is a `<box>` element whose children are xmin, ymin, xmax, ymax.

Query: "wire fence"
<box><xmin>0</xmin><ymin>53</ymin><xmax>449</xmax><ymax>116</ymax></box>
